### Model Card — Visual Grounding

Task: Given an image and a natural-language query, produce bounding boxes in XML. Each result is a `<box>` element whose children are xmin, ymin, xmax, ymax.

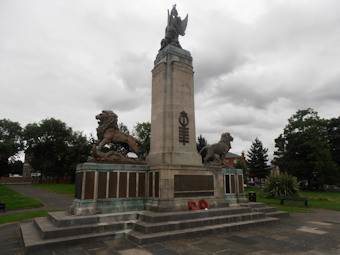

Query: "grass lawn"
<box><xmin>31</xmin><ymin>184</ymin><xmax>75</xmax><ymax>197</ymax></box>
<box><xmin>0</xmin><ymin>210</ymin><xmax>59</xmax><ymax>226</ymax></box>
<box><xmin>245</xmin><ymin>188</ymin><xmax>340</xmax><ymax>211</ymax></box>
<box><xmin>0</xmin><ymin>185</ymin><xmax>44</xmax><ymax>210</ymax></box>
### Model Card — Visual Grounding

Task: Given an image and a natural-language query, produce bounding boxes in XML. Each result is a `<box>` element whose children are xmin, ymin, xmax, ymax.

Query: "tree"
<box><xmin>132</xmin><ymin>122</ymin><xmax>151</xmax><ymax>160</ymax></box>
<box><xmin>328</xmin><ymin>117</ymin><xmax>340</xmax><ymax>168</ymax></box>
<box><xmin>8</xmin><ymin>160</ymin><xmax>24</xmax><ymax>175</ymax></box>
<box><xmin>247</xmin><ymin>138</ymin><xmax>269</xmax><ymax>181</ymax></box>
<box><xmin>233</xmin><ymin>159</ymin><xmax>248</xmax><ymax>180</ymax></box>
<box><xmin>196</xmin><ymin>134</ymin><xmax>208</xmax><ymax>163</ymax></box>
<box><xmin>24</xmin><ymin>118</ymin><xmax>91</xmax><ymax>182</ymax></box>
<box><xmin>0</xmin><ymin>119</ymin><xmax>24</xmax><ymax>177</ymax></box>
<box><xmin>274</xmin><ymin>108</ymin><xmax>339</xmax><ymax>187</ymax></box>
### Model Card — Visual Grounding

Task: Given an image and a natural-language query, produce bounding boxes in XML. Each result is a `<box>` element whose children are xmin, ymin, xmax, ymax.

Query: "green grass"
<box><xmin>0</xmin><ymin>210</ymin><xmax>59</xmax><ymax>226</ymax></box>
<box><xmin>31</xmin><ymin>184</ymin><xmax>75</xmax><ymax>195</ymax></box>
<box><xmin>0</xmin><ymin>185</ymin><xmax>44</xmax><ymax>210</ymax></box>
<box><xmin>0</xmin><ymin>185</ymin><xmax>21</xmax><ymax>196</ymax></box>
<box><xmin>245</xmin><ymin>188</ymin><xmax>340</xmax><ymax>211</ymax></box>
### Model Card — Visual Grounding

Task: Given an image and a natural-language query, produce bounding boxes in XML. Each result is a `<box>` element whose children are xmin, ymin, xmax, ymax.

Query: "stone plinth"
<box><xmin>147</xmin><ymin>45</ymin><xmax>202</xmax><ymax>166</ymax></box>
<box><xmin>70</xmin><ymin>163</ymin><xmax>150</xmax><ymax>216</ymax></box>
<box><xmin>146</xmin><ymin>165</ymin><xmax>246</xmax><ymax>212</ymax></box>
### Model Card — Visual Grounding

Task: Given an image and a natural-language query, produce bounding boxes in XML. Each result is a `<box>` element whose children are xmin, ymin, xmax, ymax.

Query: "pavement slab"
<box><xmin>1</xmin><ymin>185</ymin><xmax>340</xmax><ymax>254</ymax></box>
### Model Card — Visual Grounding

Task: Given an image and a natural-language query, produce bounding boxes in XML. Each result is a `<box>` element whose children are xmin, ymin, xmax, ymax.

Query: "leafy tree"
<box><xmin>247</xmin><ymin>138</ymin><xmax>269</xmax><ymax>180</ymax></box>
<box><xmin>196</xmin><ymin>134</ymin><xmax>208</xmax><ymax>163</ymax></box>
<box><xmin>0</xmin><ymin>119</ymin><xmax>24</xmax><ymax>177</ymax></box>
<box><xmin>8</xmin><ymin>160</ymin><xmax>24</xmax><ymax>175</ymax></box>
<box><xmin>233</xmin><ymin>159</ymin><xmax>248</xmax><ymax>180</ymax></box>
<box><xmin>274</xmin><ymin>108</ymin><xmax>339</xmax><ymax>187</ymax></box>
<box><xmin>24</xmin><ymin>118</ymin><xmax>91</xmax><ymax>182</ymax></box>
<box><xmin>64</xmin><ymin>131</ymin><xmax>92</xmax><ymax>182</ymax></box>
<box><xmin>328</xmin><ymin>117</ymin><xmax>340</xmax><ymax>168</ymax></box>
<box><xmin>132</xmin><ymin>122</ymin><xmax>151</xmax><ymax>160</ymax></box>
<box><xmin>118</xmin><ymin>122</ymin><xmax>130</xmax><ymax>135</ymax></box>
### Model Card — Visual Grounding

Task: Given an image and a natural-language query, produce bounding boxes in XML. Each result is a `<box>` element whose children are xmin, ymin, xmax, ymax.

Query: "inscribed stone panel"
<box><xmin>129</xmin><ymin>172</ymin><xmax>137</xmax><ymax>197</ymax></box>
<box><xmin>98</xmin><ymin>172</ymin><xmax>107</xmax><ymax>199</ymax></box>
<box><xmin>108</xmin><ymin>172</ymin><xmax>117</xmax><ymax>198</ymax></box>
<box><xmin>84</xmin><ymin>171</ymin><xmax>95</xmax><ymax>199</ymax></box>
<box><xmin>138</xmin><ymin>173</ymin><xmax>146</xmax><ymax>197</ymax></box>
<box><xmin>119</xmin><ymin>172</ymin><xmax>127</xmax><ymax>198</ymax></box>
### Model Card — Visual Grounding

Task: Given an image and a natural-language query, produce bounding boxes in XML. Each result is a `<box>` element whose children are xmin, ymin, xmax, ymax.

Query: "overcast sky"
<box><xmin>1</xmin><ymin>0</ymin><xmax>339</xmax><ymax>161</ymax></box>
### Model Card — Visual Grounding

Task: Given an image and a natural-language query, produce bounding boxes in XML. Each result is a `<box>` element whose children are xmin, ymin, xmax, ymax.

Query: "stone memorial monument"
<box><xmin>20</xmin><ymin>6</ymin><xmax>282</xmax><ymax>253</ymax></box>
<box><xmin>69</xmin><ymin>4</ymin><xmax>246</xmax><ymax>216</ymax></box>
<box><xmin>145</xmin><ymin>5</ymin><xmax>245</xmax><ymax>212</ymax></box>
<box><xmin>21</xmin><ymin>7</ymin><xmax>282</xmax><ymax>252</ymax></box>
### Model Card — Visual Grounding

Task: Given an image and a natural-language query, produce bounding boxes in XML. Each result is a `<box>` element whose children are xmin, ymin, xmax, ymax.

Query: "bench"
<box><xmin>0</xmin><ymin>200</ymin><xmax>5</xmax><ymax>213</ymax></box>
<box><xmin>280</xmin><ymin>196</ymin><xmax>308</xmax><ymax>208</ymax></box>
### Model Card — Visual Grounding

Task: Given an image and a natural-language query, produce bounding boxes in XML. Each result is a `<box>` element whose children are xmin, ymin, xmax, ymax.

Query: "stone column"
<box><xmin>146</xmin><ymin>45</ymin><xmax>202</xmax><ymax>166</ymax></box>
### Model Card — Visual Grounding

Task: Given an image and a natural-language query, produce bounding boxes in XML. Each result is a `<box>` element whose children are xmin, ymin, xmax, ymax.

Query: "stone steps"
<box><xmin>139</xmin><ymin>207</ymin><xmax>252</xmax><ymax>223</ymax></box>
<box><xmin>33</xmin><ymin>216</ymin><xmax>135</xmax><ymax>239</ymax></box>
<box><xmin>20</xmin><ymin>221</ymin><xmax>128</xmax><ymax>254</ymax></box>
<box><xmin>47</xmin><ymin>211</ymin><xmax>138</xmax><ymax>227</ymax></box>
<box><xmin>240</xmin><ymin>202</ymin><xmax>290</xmax><ymax>218</ymax></box>
<box><xmin>135</xmin><ymin>212</ymin><xmax>265</xmax><ymax>234</ymax></box>
<box><xmin>127</xmin><ymin>216</ymin><xmax>280</xmax><ymax>245</ymax></box>
<box><xmin>20</xmin><ymin>206</ymin><xmax>283</xmax><ymax>253</ymax></box>
<box><xmin>266</xmin><ymin>211</ymin><xmax>290</xmax><ymax>218</ymax></box>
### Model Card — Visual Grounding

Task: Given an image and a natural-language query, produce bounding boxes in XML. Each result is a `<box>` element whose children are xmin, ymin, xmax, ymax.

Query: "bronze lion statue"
<box><xmin>90</xmin><ymin>110</ymin><xmax>140</xmax><ymax>162</ymax></box>
<box><xmin>199</xmin><ymin>132</ymin><xmax>233</xmax><ymax>165</ymax></box>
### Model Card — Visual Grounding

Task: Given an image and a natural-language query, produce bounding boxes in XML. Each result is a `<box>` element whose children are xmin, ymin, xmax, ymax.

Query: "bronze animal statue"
<box><xmin>199</xmin><ymin>132</ymin><xmax>234</xmax><ymax>165</ymax></box>
<box><xmin>90</xmin><ymin>110</ymin><xmax>140</xmax><ymax>162</ymax></box>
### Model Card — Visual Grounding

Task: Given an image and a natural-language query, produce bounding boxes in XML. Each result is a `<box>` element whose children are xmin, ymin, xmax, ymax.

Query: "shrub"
<box><xmin>263</xmin><ymin>172</ymin><xmax>300</xmax><ymax>198</ymax></box>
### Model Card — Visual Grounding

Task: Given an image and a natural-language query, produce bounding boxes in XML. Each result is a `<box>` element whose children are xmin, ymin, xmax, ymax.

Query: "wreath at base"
<box><xmin>187</xmin><ymin>200</ymin><xmax>198</xmax><ymax>210</ymax></box>
<box><xmin>199</xmin><ymin>199</ymin><xmax>209</xmax><ymax>209</ymax></box>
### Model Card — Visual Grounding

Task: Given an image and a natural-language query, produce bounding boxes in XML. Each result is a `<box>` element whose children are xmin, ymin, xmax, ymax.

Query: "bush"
<box><xmin>263</xmin><ymin>172</ymin><xmax>300</xmax><ymax>198</ymax></box>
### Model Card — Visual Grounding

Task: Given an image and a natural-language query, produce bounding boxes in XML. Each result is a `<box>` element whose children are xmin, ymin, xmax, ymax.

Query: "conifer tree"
<box><xmin>247</xmin><ymin>138</ymin><xmax>269</xmax><ymax>180</ymax></box>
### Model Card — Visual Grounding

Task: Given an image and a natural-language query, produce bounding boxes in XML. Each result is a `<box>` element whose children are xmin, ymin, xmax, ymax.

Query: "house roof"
<box><xmin>225</xmin><ymin>152</ymin><xmax>243</xmax><ymax>159</ymax></box>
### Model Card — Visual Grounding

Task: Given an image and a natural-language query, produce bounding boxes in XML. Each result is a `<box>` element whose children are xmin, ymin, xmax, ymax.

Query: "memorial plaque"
<box><xmin>155</xmin><ymin>172</ymin><xmax>159</xmax><ymax>197</ymax></box>
<box><xmin>75</xmin><ymin>172</ymin><xmax>83</xmax><ymax>199</ymax></box>
<box><xmin>108</xmin><ymin>172</ymin><xmax>117</xmax><ymax>198</ymax></box>
<box><xmin>84</xmin><ymin>171</ymin><xmax>95</xmax><ymax>199</ymax></box>
<box><xmin>98</xmin><ymin>172</ymin><xmax>107</xmax><ymax>199</ymax></box>
<box><xmin>119</xmin><ymin>172</ymin><xmax>127</xmax><ymax>198</ymax></box>
<box><xmin>129</xmin><ymin>172</ymin><xmax>137</xmax><ymax>197</ymax></box>
<box><xmin>230</xmin><ymin>175</ymin><xmax>236</xmax><ymax>193</ymax></box>
<box><xmin>148</xmin><ymin>172</ymin><xmax>153</xmax><ymax>197</ymax></box>
<box><xmin>174</xmin><ymin>175</ymin><xmax>214</xmax><ymax>197</ymax></box>
<box><xmin>138</xmin><ymin>173</ymin><xmax>146</xmax><ymax>197</ymax></box>
<box><xmin>238</xmin><ymin>175</ymin><xmax>244</xmax><ymax>193</ymax></box>
<box><xmin>225</xmin><ymin>175</ymin><xmax>230</xmax><ymax>194</ymax></box>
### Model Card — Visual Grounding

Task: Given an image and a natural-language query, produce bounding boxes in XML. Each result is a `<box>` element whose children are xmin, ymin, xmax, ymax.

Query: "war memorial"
<box><xmin>20</xmin><ymin>5</ymin><xmax>286</xmax><ymax>253</ymax></box>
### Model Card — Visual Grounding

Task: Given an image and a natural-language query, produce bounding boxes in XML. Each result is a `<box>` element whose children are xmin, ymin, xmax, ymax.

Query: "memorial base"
<box><xmin>70</xmin><ymin>163</ymin><xmax>245</xmax><ymax>215</ymax></box>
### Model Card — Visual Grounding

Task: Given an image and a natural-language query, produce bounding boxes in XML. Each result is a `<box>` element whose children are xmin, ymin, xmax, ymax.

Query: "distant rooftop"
<box><xmin>225</xmin><ymin>152</ymin><xmax>244</xmax><ymax>159</ymax></box>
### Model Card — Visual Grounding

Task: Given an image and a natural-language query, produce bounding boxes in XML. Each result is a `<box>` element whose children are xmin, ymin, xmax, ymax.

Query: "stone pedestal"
<box><xmin>70</xmin><ymin>163</ymin><xmax>150</xmax><ymax>216</ymax></box>
<box><xmin>146</xmin><ymin>165</ymin><xmax>228</xmax><ymax>212</ymax></box>
<box><xmin>146</xmin><ymin>45</ymin><xmax>202</xmax><ymax>166</ymax></box>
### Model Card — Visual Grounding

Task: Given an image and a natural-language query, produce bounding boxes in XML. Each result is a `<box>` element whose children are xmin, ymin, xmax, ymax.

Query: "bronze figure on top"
<box><xmin>160</xmin><ymin>4</ymin><xmax>188</xmax><ymax>50</ymax></box>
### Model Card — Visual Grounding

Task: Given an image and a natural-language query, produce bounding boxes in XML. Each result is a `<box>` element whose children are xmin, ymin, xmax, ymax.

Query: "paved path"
<box><xmin>4</xmin><ymin>184</ymin><xmax>74</xmax><ymax>214</ymax></box>
<box><xmin>1</xmin><ymin>186</ymin><xmax>340</xmax><ymax>254</ymax></box>
<box><xmin>1</xmin><ymin>209</ymin><xmax>340</xmax><ymax>254</ymax></box>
